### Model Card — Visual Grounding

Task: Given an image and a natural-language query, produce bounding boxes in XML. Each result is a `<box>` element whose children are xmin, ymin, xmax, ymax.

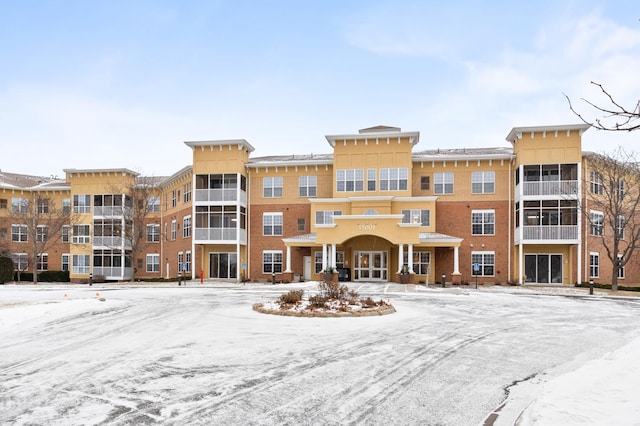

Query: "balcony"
<box><xmin>195</xmin><ymin>189</ymin><xmax>247</xmax><ymax>203</ymax></box>
<box><xmin>517</xmin><ymin>180</ymin><xmax>578</xmax><ymax>198</ymax></box>
<box><xmin>515</xmin><ymin>225</ymin><xmax>579</xmax><ymax>244</ymax></box>
<box><xmin>194</xmin><ymin>227</ymin><xmax>247</xmax><ymax>244</ymax></box>
<box><xmin>93</xmin><ymin>206</ymin><xmax>124</xmax><ymax>217</ymax></box>
<box><xmin>93</xmin><ymin>236</ymin><xmax>132</xmax><ymax>249</ymax></box>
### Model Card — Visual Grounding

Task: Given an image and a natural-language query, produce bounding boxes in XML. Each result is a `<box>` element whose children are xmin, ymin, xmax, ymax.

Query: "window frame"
<box><xmin>263</xmin><ymin>212</ymin><xmax>283</xmax><ymax>236</ymax></box>
<box><xmin>434</xmin><ymin>172</ymin><xmax>454</xmax><ymax>195</ymax></box>
<box><xmin>471</xmin><ymin>210</ymin><xmax>495</xmax><ymax>235</ymax></box>
<box><xmin>298</xmin><ymin>175</ymin><xmax>317</xmax><ymax>197</ymax></box>
<box><xmin>262</xmin><ymin>250</ymin><xmax>283</xmax><ymax>274</ymax></box>
<box><xmin>263</xmin><ymin>177</ymin><xmax>283</xmax><ymax>198</ymax></box>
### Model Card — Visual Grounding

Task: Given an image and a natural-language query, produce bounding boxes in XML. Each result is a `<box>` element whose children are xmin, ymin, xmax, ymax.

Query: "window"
<box><xmin>367</xmin><ymin>169</ymin><xmax>376</xmax><ymax>191</ymax></box>
<box><xmin>404</xmin><ymin>251</ymin><xmax>431</xmax><ymax>275</ymax></box>
<box><xmin>11</xmin><ymin>225</ymin><xmax>28</xmax><ymax>242</ymax></box>
<box><xmin>471</xmin><ymin>251</ymin><xmax>495</xmax><ymax>276</ymax></box>
<box><xmin>617</xmin><ymin>254</ymin><xmax>625</xmax><ymax>279</ymax></box>
<box><xmin>421</xmin><ymin>176</ymin><xmax>430</xmax><ymax>191</ymax></box>
<box><xmin>146</xmin><ymin>254</ymin><xmax>160</xmax><ymax>273</ymax></box>
<box><xmin>617</xmin><ymin>179</ymin><xmax>625</xmax><ymax>201</ymax></box>
<box><xmin>171</xmin><ymin>190</ymin><xmax>178</xmax><ymax>208</ymax></box>
<box><xmin>0</xmin><ymin>198</ymin><xmax>7</xmax><ymax>209</ymax></box>
<box><xmin>73</xmin><ymin>194</ymin><xmax>91</xmax><ymax>213</ymax></box>
<box><xmin>73</xmin><ymin>194</ymin><xmax>91</xmax><ymax>214</ymax></box>
<box><xmin>12</xmin><ymin>253</ymin><xmax>28</xmax><ymax>271</ymax></box>
<box><xmin>314</xmin><ymin>251</ymin><xmax>323</xmax><ymax>273</ymax></box>
<box><xmin>147</xmin><ymin>224</ymin><xmax>160</xmax><ymax>242</ymax></box>
<box><xmin>472</xmin><ymin>210</ymin><xmax>495</xmax><ymax>235</ymax></box>
<box><xmin>590</xmin><ymin>211</ymin><xmax>604</xmax><ymax>236</ymax></box>
<box><xmin>178</xmin><ymin>252</ymin><xmax>184</xmax><ymax>271</ymax></box>
<box><xmin>380</xmin><ymin>168</ymin><xmax>408</xmax><ymax>191</ymax></box>
<box><xmin>472</xmin><ymin>171</ymin><xmax>495</xmax><ymax>194</ymax></box>
<box><xmin>263</xmin><ymin>250</ymin><xmax>283</xmax><ymax>274</ymax></box>
<box><xmin>183</xmin><ymin>182</ymin><xmax>192</xmax><ymax>203</ymax></box>
<box><xmin>37</xmin><ymin>198</ymin><xmax>49</xmax><ymax>214</ymax></box>
<box><xmin>299</xmin><ymin>176</ymin><xmax>317</xmax><ymax>197</ymax></box>
<box><xmin>263</xmin><ymin>177</ymin><xmax>283</xmax><ymax>198</ymax></box>
<box><xmin>185</xmin><ymin>251</ymin><xmax>191</xmax><ymax>272</ymax></box>
<box><xmin>263</xmin><ymin>213</ymin><xmax>283</xmax><ymax>236</ymax></box>
<box><xmin>297</xmin><ymin>218</ymin><xmax>305</xmax><ymax>232</ymax></box>
<box><xmin>336</xmin><ymin>169</ymin><xmax>364</xmax><ymax>192</ymax></box>
<box><xmin>61</xmin><ymin>254</ymin><xmax>70</xmax><ymax>272</ymax></box>
<box><xmin>37</xmin><ymin>254</ymin><xmax>48</xmax><ymax>271</ymax></box>
<box><xmin>617</xmin><ymin>215</ymin><xmax>625</xmax><ymax>240</ymax></box>
<box><xmin>12</xmin><ymin>197</ymin><xmax>28</xmax><ymax>214</ymax></box>
<box><xmin>315</xmin><ymin>210</ymin><xmax>342</xmax><ymax>225</ymax></box>
<box><xmin>146</xmin><ymin>196</ymin><xmax>160</xmax><ymax>213</ymax></box>
<box><xmin>171</xmin><ymin>220</ymin><xmax>177</xmax><ymax>240</ymax></box>
<box><xmin>0</xmin><ymin>227</ymin><xmax>6</xmax><ymax>239</ymax></box>
<box><xmin>62</xmin><ymin>198</ymin><xmax>71</xmax><ymax>214</ymax></box>
<box><xmin>61</xmin><ymin>225</ymin><xmax>70</xmax><ymax>243</ymax></box>
<box><xmin>590</xmin><ymin>171</ymin><xmax>603</xmax><ymax>194</ymax></box>
<box><xmin>72</xmin><ymin>254</ymin><xmax>90</xmax><ymax>274</ymax></box>
<box><xmin>72</xmin><ymin>224</ymin><xmax>91</xmax><ymax>244</ymax></box>
<box><xmin>590</xmin><ymin>252</ymin><xmax>599</xmax><ymax>278</ymax></box>
<box><xmin>402</xmin><ymin>209</ymin><xmax>430</xmax><ymax>226</ymax></box>
<box><xmin>183</xmin><ymin>215</ymin><xmax>191</xmax><ymax>238</ymax></box>
<box><xmin>434</xmin><ymin>172</ymin><xmax>454</xmax><ymax>194</ymax></box>
<box><xmin>36</xmin><ymin>225</ymin><xmax>48</xmax><ymax>242</ymax></box>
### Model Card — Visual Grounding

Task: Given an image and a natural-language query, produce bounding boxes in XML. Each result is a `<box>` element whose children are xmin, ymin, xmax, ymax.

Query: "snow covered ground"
<box><xmin>1</xmin><ymin>282</ymin><xmax>639</xmax><ymax>425</ymax></box>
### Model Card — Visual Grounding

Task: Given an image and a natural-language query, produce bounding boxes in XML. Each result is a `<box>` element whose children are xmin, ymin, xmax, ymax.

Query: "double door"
<box><xmin>210</xmin><ymin>252</ymin><xmax>237</xmax><ymax>279</ymax></box>
<box><xmin>353</xmin><ymin>251</ymin><xmax>387</xmax><ymax>281</ymax></box>
<box><xmin>525</xmin><ymin>254</ymin><xmax>562</xmax><ymax>283</ymax></box>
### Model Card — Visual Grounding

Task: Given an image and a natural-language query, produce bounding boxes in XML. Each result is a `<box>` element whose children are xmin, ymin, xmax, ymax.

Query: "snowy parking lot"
<box><xmin>1</xmin><ymin>282</ymin><xmax>640</xmax><ymax>425</ymax></box>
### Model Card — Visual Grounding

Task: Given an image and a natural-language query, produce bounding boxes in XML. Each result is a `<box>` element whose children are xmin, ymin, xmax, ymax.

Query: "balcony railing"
<box><xmin>518</xmin><ymin>180</ymin><xmax>578</xmax><ymax>197</ymax></box>
<box><xmin>516</xmin><ymin>225</ymin><xmax>579</xmax><ymax>243</ymax></box>
<box><xmin>94</xmin><ymin>206</ymin><xmax>124</xmax><ymax>216</ymax></box>
<box><xmin>195</xmin><ymin>189</ymin><xmax>247</xmax><ymax>203</ymax></box>
<box><xmin>93</xmin><ymin>236</ymin><xmax>132</xmax><ymax>249</ymax></box>
<box><xmin>194</xmin><ymin>227</ymin><xmax>247</xmax><ymax>243</ymax></box>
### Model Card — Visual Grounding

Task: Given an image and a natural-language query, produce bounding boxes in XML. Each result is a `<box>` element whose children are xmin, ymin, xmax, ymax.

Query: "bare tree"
<box><xmin>104</xmin><ymin>175</ymin><xmax>160</xmax><ymax>283</ymax></box>
<box><xmin>565</xmin><ymin>81</ymin><xmax>640</xmax><ymax>131</ymax></box>
<box><xmin>9</xmin><ymin>193</ymin><xmax>71</xmax><ymax>283</ymax></box>
<box><xmin>582</xmin><ymin>148</ymin><xmax>640</xmax><ymax>290</ymax></box>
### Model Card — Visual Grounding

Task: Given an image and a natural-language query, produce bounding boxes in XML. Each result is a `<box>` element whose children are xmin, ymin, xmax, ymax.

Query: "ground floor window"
<box><xmin>146</xmin><ymin>254</ymin><xmax>160</xmax><ymax>273</ymax></box>
<box><xmin>590</xmin><ymin>252</ymin><xmax>599</xmax><ymax>279</ymax></box>
<box><xmin>72</xmin><ymin>255</ymin><xmax>90</xmax><ymax>274</ymax></box>
<box><xmin>471</xmin><ymin>251</ymin><xmax>495</xmax><ymax>276</ymax></box>
<box><xmin>404</xmin><ymin>251</ymin><xmax>431</xmax><ymax>275</ymax></box>
<box><xmin>314</xmin><ymin>250</ymin><xmax>344</xmax><ymax>273</ymax></box>
<box><xmin>37</xmin><ymin>254</ymin><xmax>48</xmax><ymax>271</ymax></box>
<box><xmin>263</xmin><ymin>250</ymin><xmax>282</xmax><ymax>274</ymax></box>
<box><xmin>12</xmin><ymin>253</ymin><xmax>28</xmax><ymax>271</ymax></box>
<box><xmin>62</xmin><ymin>254</ymin><xmax>70</xmax><ymax>272</ymax></box>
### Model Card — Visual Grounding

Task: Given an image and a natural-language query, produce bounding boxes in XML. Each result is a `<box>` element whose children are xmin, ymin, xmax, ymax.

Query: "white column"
<box><xmin>453</xmin><ymin>246</ymin><xmax>460</xmax><ymax>274</ymax></box>
<box><xmin>398</xmin><ymin>244</ymin><xmax>404</xmax><ymax>273</ymax></box>
<box><xmin>408</xmin><ymin>243</ymin><xmax>414</xmax><ymax>273</ymax></box>
<box><xmin>285</xmin><ymin>245</ymin><xmax>292</xmax><ymax>273</ymax></box>
<box><xmin>519</xmin><ymin>245</ymin><xmax>524</xmax><ymax>284</ymax></box>
<box><xmin>322</xmin><ymin>244</ymin><xmax>327</xmax><ymax>272</ymax></box>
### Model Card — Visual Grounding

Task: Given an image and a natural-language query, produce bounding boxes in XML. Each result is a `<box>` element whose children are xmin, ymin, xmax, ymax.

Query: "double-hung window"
<box><xmin>263</xmin><ymin>250</ymin><xmax>283</xmax><ymax>273</ymax></box>
<box><xmin>146</xmin><ymin>254</ymin><xmax>160</xmax><ymax>273</ymax></box>
<box><xmin>263</xmin><ymin>213</ymin><xmax>283</xmax><ymax>236</ymax></box>
<box><xmin>380</xmin><ymin>168</ymin><xmax>408</xmax><ymax>191</ymax></box>
<box><xmin>472</xmin><ymin>210</ymin><xmax>495</xmax><ymax>235</ymax></box>
<box><xmin>590</xmin><ymin>211</ymin><xmax>604</xmax><ymax>236</ymax></box>
<box><xmin>401</xmin><ymin>209</ymin><xmax>430</xmax><ymax>226</ymax></box>
<box><xmin>73</xmin><ymin>195</ymin><xmax>91</xmax><ymax>214</ymax></box>
<box><xmin>263</xmin><ymin>177</ymin><xmax>283</xmax><ymax>198</ymax></box>
<box><xmin>471</xmin><ymin>251</ymin><xmax>495</xmax><ymax>276</ymax></box>
<box><xmin>147</xmin><ymin>224</ymin><xmax>160</xmax><ymax>242</ymax></box>
<box><xmin>471</xmin><ymin>171</ymin><xmax>495</xmax><ymax>194</ymax></box>
<box><xmin>315</xmin><ymin>210</ymin><xmax>341</xmax><ymax>225</ymax></box>
<box><xmin>299</xmin><ymin>176</ymin><xmax>317</xmax><ymax>197</ymax></box>
<box><xmin>590</xmin><ymin>252</ymin><xmax>599</xmax><ymax>278</ymax></box>
<box><xmin>434</xmin><ymin>172</ymin><xmax>454</xmax><ymax>194</ymax></box>
<box><xmin>336</xmin><ymin>169</ymin><xmax>364</xmax><ymax>192</ymax></box>
<box><xmin>11</xmin><ymin>225</ymin><xmax>28</xmax><ymax>242</ymax></box>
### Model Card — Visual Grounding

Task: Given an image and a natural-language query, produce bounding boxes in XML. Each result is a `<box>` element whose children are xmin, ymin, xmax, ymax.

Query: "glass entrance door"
<box><xmin>353</xmin><ymin>251</ymin><xmax>387</xmax><ymax>281</ymax></box>
<box><xmin>210</xmin><ymin>252</ymin><xmax>237</xmax><ymax>279</ymax></box>
<box><xmin>524</xmin><ymin>254</ymin><xmax>562</xmax><ymax>283</ymax></box>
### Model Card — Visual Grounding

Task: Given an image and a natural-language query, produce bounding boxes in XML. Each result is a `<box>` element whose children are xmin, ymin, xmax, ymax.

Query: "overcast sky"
<box><xmin>1</xmin><ymin>0</ymin><xmax>639</xmax><ymax>178</ymax></box>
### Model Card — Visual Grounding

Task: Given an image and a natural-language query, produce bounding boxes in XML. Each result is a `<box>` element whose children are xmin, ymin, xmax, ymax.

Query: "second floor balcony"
<box><xmin>515</xmin><ymin>225</ymin><xmax>579</xmax><ymax>244</ymax></box>
<box><xmin>517</xmin><ymin>180</ymin><xmax>578</xmax><ymax>198</ymax></box>
<box><xmin>194</xmin><ymin>227</ymin><xmax>247</xmax><ymax>244</ymax></box>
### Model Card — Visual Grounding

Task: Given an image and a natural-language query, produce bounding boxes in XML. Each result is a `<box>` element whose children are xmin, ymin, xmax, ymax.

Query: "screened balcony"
<box><xmin>515</xmin><ymin>225</ymin><xmax>579</xmax><ymax>244</ymax></box>
<box><xmin>515</xmin><ymin>163</ymin><xmax>579</xmax><ymax>199</ymax></box>
<box><xmin>194</xmin><ymin>173</ymin><xmax>247</xmax><ymax>203</ymax></box>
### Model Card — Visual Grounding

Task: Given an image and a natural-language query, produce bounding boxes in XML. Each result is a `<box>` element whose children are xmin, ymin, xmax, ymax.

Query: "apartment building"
<box><xmin>0</xmin><ymin>123</ymin><xmax>636</xmax><ymax>285</ymax></box>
